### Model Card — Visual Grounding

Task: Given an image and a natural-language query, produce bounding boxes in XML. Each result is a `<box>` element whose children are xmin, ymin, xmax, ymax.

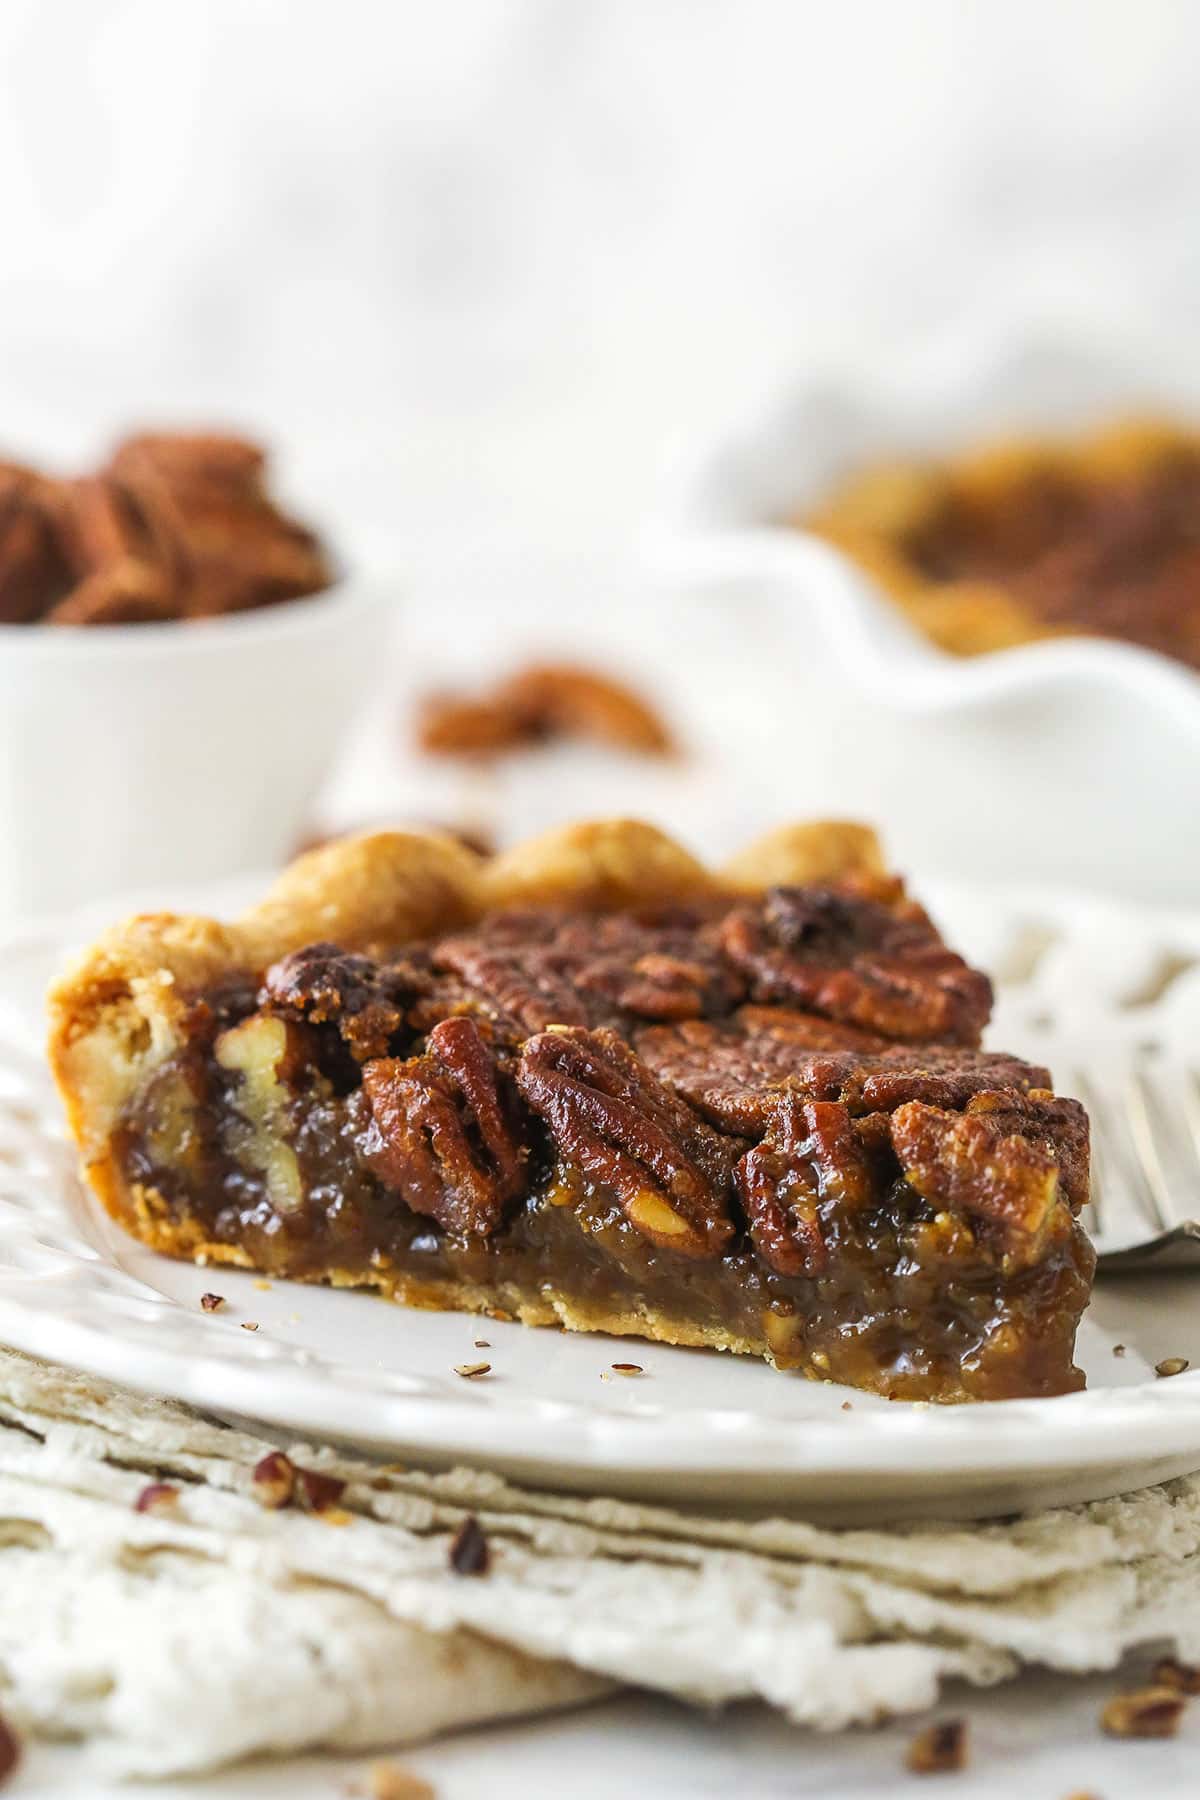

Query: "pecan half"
<box><xmin>516</xmin><ymin>1027</ymin><xmax>736</xmax><ymax>1257</ymax></box>
<box><xmin>361</xmin><ymin>1017</ymin><xmax>527</xmax><ymax>1237</ymax></box>
<box><xmin>736</xmin><ymin>1093</ymin><xmax>874</xmax><ymax>1275</ymax></box>
<box><xmin>719</xmin><ymin>885</ymin><xmax>993</xmax><ymax>1046</ymax></box>
<box><xmin>263</xmin><ymin>942</ymin><xmax>426</xmax><ymax>1061</ymax></box>
<box><xmin>417</xmin><ymin>660</ymin><xmax>673</xmax><ymax>759</ymax></box>
<box><xmin>891</xmin><ymin>1090</ymin><xmax>1088</xmax><ymax>1256</ymax></box>
<box><xmin>435</xmin><ymin>906</ymin><xmax>741</xmax><ymax>1037</ymax></box>
<box><xmin>637</xmin><ymin>1006</ymin><xmax>1044</xmax><ymax>1136</ymax></box>
<box><xmin>107</xmin><ymin>431</ymin><xmax>331</xmax><ymax>619</ymax></box>
<box><xmin>0</xmin><ymin>466</ymin><xmax>72</xmax><ymax>622</ymax></box>
<box><xmin>44</xmin><ymin>558</ymin><xmax>176</xmax><ymax>626</ymax></box>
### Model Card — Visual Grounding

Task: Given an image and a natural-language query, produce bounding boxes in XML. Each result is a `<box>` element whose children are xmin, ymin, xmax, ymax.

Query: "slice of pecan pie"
<box><xmin>49</xmin><ymin>819</ymin><xmax>1095</xmax><ymax>1402</ymax></box>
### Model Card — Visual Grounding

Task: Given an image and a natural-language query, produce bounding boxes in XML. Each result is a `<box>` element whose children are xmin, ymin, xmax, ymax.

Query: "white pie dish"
<box><xmin>0</xmin><ymin>575</ymin><xmax>396</xmax><ymax>920</ymax></box>
<box><xmin>648</xmin><ymin>330</ymin><xmax>1200</xmax><ymax>906</ymax></box>
<box><xmin>5</xmin><ymin>870</ymin><xmax>1200</xmax><ymax>1523</ymax></box>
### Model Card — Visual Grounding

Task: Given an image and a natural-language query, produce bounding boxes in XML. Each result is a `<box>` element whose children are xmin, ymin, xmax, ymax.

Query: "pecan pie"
<box><xmin>801</xmin><ymin>419</ymin><xmax>1200</xmax><ymax>669</ymax></box>
<box><xmin>49</xmin><ymin>819</ymin><xmax>1094</xmax><ymax>1402</ymax></box>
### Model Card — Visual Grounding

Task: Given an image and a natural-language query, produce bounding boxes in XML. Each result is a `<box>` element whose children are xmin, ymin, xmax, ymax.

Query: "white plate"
<box><xmin>3</xmin><ymin>877</ymin><xmax>1200</xmax><ymax>1522</ymax></box>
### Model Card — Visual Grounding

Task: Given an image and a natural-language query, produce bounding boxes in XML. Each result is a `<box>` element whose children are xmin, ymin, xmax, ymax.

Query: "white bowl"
<box><xmin>649</xmin><ymin>331</ymin><xmax>1200</xmax><ymax>905</ymax></box>
<box><xmin>0</xmin><ymin>578</ymin><xmax>396</xmax><ymax>919</ymax></box>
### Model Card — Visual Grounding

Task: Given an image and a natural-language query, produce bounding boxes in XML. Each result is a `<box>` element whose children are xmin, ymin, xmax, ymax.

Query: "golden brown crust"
<box><xmin>801</xmin><ymin>415</ymin><xmax>1200</xmax><ymax>658</ymax></box>
<box><xmin>478</xmin><ymin>819</ymin><xmax>716</xmax><ymax>913</ymax></box>
<box><xmin>720</xmin><ymin>820</ymin><xmax>885</xmax><ymax>892</ymax></box>
<box><xmin>47</xmin><ymin>814</ymin><xmax>885</xmax><ymax>1275</ymax></box>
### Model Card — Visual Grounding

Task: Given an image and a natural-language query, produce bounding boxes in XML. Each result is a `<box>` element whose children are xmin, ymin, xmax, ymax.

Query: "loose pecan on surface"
<box><xmin>362</xmin><ymin>1017</ymin><xmax>527</xmax><ymax>1237</ymax></box>
<box><xmin>719</xmin><ymin>885</ymin><xmax>993</xmax><ymax>1046</ymax></box>
<box><xmin>516</xmin><ymin>1027</ymin><xmax>737</xmax><ymax>1257</ymax></box>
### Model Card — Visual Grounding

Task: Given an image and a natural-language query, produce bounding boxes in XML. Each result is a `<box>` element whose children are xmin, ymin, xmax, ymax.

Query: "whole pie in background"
<box><xmin>48</xmin><ymin>818</ymin><xmax>1095</xmax><ymax>1405</ymax></box>
<box><xmin>801</xmin><ymin>418</ymin><xmax>1200</xmax><ymax>670</ymax></box>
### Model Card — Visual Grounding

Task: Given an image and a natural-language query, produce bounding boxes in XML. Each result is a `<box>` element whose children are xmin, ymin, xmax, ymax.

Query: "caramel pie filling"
<box><xmin>111</xmin><ymin>882</ymin><xmax>1093</xmax><ymax>1402</ymax></box>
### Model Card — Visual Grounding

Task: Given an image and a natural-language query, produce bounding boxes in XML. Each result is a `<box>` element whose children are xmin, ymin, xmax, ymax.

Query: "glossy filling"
<box><xmin>114</xmin><ymin>882</ymin><xmax>1094</xmax><ymax>1401</ymax></box>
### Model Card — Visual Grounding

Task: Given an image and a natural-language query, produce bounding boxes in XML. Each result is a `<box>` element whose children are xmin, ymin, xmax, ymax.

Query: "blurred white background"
<box><xmin>3</xmin><ymin>0</ymin><xmax>1199</xmax><ymax>564</ymax></box>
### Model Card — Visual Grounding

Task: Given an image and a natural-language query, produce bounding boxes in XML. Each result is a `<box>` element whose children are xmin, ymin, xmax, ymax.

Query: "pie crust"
<box><xmin>48</xmin><ymin>817</ymin><xmax>1093</xmax><ymax>1402</ymax></box>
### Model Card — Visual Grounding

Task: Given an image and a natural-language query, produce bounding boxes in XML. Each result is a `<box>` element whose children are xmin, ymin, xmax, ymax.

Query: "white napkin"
<box><xmin>0</xmin><ymin>1349</ymin><xmax>1197</xmax><ymax>1778</ymax></box>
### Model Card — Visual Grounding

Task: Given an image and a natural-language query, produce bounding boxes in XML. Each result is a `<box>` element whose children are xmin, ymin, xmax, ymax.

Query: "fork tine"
<box><xmin>1122</xmin><ymin>1066</ymin><xmax>1173</xmax><ymax>1233</ymax></box>
<box><xmin>1183</xmin><ymin>1069</ymin><xmax>1200</xmax><ymax>1175</ymax></box>
<box><xmin>1072</xmin><ymin>1065</ymin><xmax>1157</xmax><ymax>1249</ymax></box>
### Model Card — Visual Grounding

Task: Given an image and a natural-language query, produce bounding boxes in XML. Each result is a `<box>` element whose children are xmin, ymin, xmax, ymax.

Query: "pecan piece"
<box><xmin>719</xmin><ymin>885</ymin><xmax>992</xmax><ymax>1046</ymax></box>
<box><xmin>516</xmin><ymin>1027</ymin><xmax>736</xmax><ymax>1257</ymax></box>
<box><xmin>1152</xmin><ymin>1656</ymin><xmax>1200</xmax><ymax>1694</ymax></box>
<box><xmin>435</xmin><ymin>907</ymin><xmax>741</xmax><ymax>1036</ymax></box>
<box><xmin>417</xmin><ymin>660</ymin><xmax>673</xmax><ymax>758</ymax></box>
<box><xmin>361</xmin><ymin>1017</ymin><xmax>527</xmax><ymax>1237</ymax></box>
<box><xmin>0</xmin><ymin>466</ymin><xmax>71</xmax><ymax>622</ymax></box>
<box><xmin>134</xmin><ymin>1482</ymin><xmax>180</xmax><ymax>1514</ymax></box>
<box><xmin>555</xmin><ymin>909</ymin><xmax>743</xmax><ymax>1022</ymax></box>
<box><xmin>638</xmin><ymin>1007</ymin><xmax>1047</xmax><ymax>1137</ymax></box>
<box><xmin>905</xmin><ymin>1717</ymin><xmax>968</xmax><ymax>1773</ymax></box>
<box><xmin>1100</xmin><ymin>1684</ymin><xmax>1187</xmax><ymax>1738</ymax></box>
<box><xmin>106</xmin><ymin>430</ymin><xmax>332</xmax><ymax>619</ymax></box>
<box><xmin>44</xmin><ymin>558</ymin><xmax>176</xmax><ymax>626</ymax></box>
<box><xmin>263</xmin><ymin>942</ymin><xmax>425</xmax><ymax>1061</ymax></box>
<box><xmin>448</xmin><ymin>1514</ymin><xmax>491</xmax><ymax>1576</ymax></box>
<box><xmin>737</xmin><ymin>1093</ymin><xmax>874</xmax><ymax>1275</ymax></box>
<box><xmin>0</xmin><ymin>1708</ymin><xmax>21</xmax><ymax>1785</ymax></box>
<box><xmin>434</xmin><ymin>914</ymin><xmax>591</xmax><ymax>1035</ymax></box>
<box><xmin>890</xmin><ymin>1090</ymin><xmax>1088</xmax><ymax>1258</ymax></box>
<box><xmin>252</xmin><ymin>1450</ymin><xmax>296</xmax><ymax>1509</ymax></box>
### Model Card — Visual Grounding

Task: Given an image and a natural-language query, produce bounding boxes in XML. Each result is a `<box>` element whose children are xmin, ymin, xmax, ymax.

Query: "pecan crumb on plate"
<box><xmin>133</xmin><ymin>1482</ymin><xmax>179</xmax><ymax>1514</ymax></box>
<box><xmin>368</xmin><ymin>1760</ymin><xmax>437</xmax><ymax>1800</ymax></box>
<box><xmin>1100</xmin><ymin>1685</ymin><xmax>1188</xmax><ymax>1737</ymax></box>
<box><xmin>1151</xmin><ymin>1656</ymin><xmax>1200</xmax><ymax>1694</ymax></box>
<box><xmin>448</xmin><ymin>1514</ymin><xmax>491</xmax><ymax>1577</ymax></box>
<box><xmin>293</xmin><ymin>1467</ymin><xmax>347</xmax><ymax>1514</ymax></box>
<box><xmin>906</xmin><ymin>1717</ymin><xmax>968</xmax><ymax>1773</ymax></box>
<box><xmin>199</xmin><ymin>1290</ymin><xmax>225</xmax><ymax>1312</ymax></box>
<box><xmin>251</xmin><ymin>1450</ymin><xmax>296</xmax><ymax>1509</ymax></box>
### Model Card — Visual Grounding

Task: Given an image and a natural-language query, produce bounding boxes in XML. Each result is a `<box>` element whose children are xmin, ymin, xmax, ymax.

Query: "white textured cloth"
<box><xmin>1</xmin><ymin>1349</ymin><xmax>1198</xmax><ymax>1778</ymax></box>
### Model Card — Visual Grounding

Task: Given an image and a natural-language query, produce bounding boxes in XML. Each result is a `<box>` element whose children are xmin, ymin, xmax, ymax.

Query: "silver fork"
<box><xmin>1070</xmin><ymin>1058</ymin><xmax>1200</xmax><ymax>1271</ymax></box>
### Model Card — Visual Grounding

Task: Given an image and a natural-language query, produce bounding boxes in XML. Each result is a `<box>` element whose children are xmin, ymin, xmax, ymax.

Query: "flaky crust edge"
<box><xmin>47</xmin><ymin>814</ymin><xmax>884</xmax><ymax>1261</ymax></box>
